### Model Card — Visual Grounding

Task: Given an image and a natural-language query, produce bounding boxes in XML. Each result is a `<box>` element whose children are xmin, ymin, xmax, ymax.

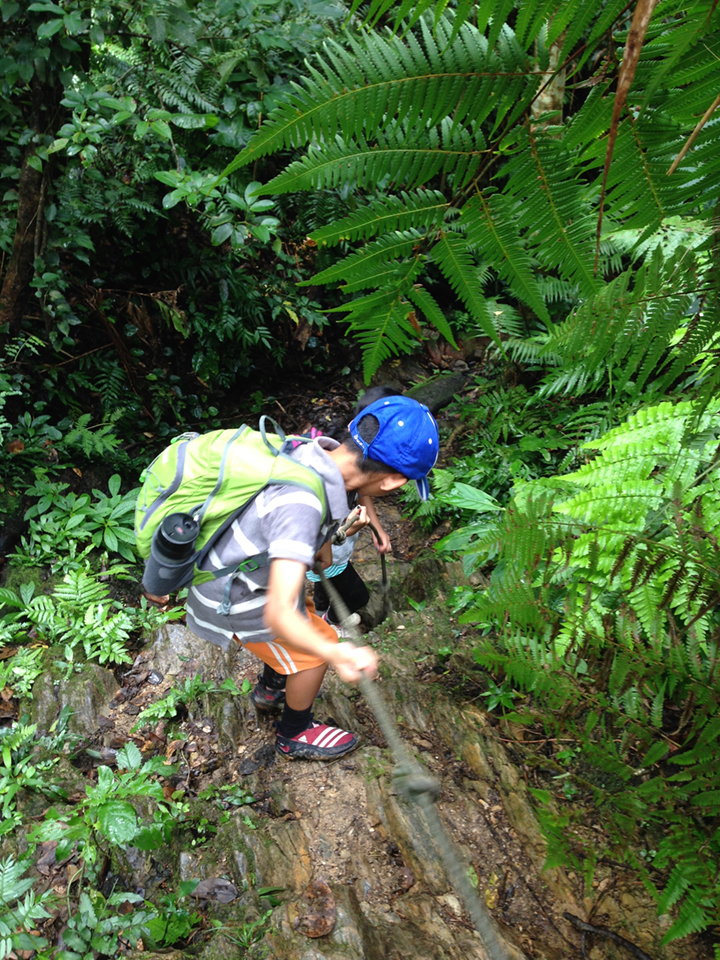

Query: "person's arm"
<box><xmin>343</xmin><ymin>504</ymin><xmax>370</xmax><ymax>537</ymax></box>
<box><xmin>264</xmin><ymin>558</ymin><xmax>378</xmax><ymax>682</ymax></box>
<box><xmin>315</xmin><ymin>540</ymin><xmax>332</xmax><ymax>569</ymax></box>
<box><xmin>359</xmin><ymin>495</ymin><xmax>392</xmax><ymax>554</ymax></box>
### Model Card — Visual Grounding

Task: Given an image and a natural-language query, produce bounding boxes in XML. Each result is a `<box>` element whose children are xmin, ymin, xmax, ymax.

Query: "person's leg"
<box><xmin>325</xmin><ymin>563</ymin><xmax>369</xmax><ymax>624</ymax></box>
<box><xmin>241</xmin><ymin>603</ymin><xmax>359</xmax><ymax>759</ymax></box>
<box><xmin>262</xmin><ymin>663</ymin><xmax>286</xmax><ymax>690</ymax></box>
<box><xmin>284</xmin><ymin>663</ymin><xmax>326</xmax><ymax>710</ymax></box>
<box><xmin>312</xmin><ymin>579</ymin><xmax>329</xmax><ymax>618</ymax></box>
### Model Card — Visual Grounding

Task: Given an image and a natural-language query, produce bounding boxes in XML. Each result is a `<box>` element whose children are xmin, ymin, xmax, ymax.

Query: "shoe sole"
<box><xmin>275</xmin><ymin>737</ymin><xmax>360</xmax><ymax>762</ymax></box>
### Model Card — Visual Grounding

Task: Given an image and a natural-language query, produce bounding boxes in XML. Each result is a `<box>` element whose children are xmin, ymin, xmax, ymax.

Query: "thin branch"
<box><xmin>52</xmin><ymin>343</ymin><xmax>113</xmax><ymax>367</ymax></box>
<box><xmin>595</xmin><ymin>0</ymin><xmax>660</xmax><ymax>275</ymax></box>
<box><xmin>563</xmin><ymin>912</ymin><xmax>656</xmax><ymax>960</ymax></box>
<box><xmin>667</xmin><ymin>91</ymin><xmax>720</xmax><ymax>175</ymax></box>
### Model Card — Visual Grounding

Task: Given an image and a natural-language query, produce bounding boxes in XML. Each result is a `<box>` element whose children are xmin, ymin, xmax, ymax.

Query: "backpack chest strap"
<box><xmin>193</xmin><ymin>552</ymin><xmax>272</xmax><ymax>616</ymax></box>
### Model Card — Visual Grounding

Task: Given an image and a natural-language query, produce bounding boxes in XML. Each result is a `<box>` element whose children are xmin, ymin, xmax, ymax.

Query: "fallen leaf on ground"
<box><xmin>193</xmin><ymin>878</ymin><xmax>238</xmax><ymax>903</ymax></box>
<box><xmin>293</xmin><ymin>878</ymin><xmax>336</xmax><ymax>938</ymax></box>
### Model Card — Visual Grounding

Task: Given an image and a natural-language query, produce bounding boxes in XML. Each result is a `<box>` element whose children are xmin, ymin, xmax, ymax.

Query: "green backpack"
<box><xmin>135</xmin><ymin>417</ymin><xmax>327</xmax><ymax>606</ymax></box>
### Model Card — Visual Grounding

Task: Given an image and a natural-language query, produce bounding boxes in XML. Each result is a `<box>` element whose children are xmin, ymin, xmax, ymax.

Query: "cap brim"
<box><xmin>415</xmin><ymin>477</ymin><xmax>430</xmax><ymax>501</ymax></box>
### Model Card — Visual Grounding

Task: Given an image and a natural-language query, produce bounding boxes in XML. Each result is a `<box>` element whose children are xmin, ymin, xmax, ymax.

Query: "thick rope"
<box><xmin>315</xmin><ymin>522</ymin><xmax>512</xmax><ymax>960</ymax></box>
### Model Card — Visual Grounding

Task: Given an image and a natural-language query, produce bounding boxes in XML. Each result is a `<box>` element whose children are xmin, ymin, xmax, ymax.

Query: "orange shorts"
<box><xmin>235</xmin><ymin>596</ymin><xmax>338</xmax><ymax>675</ymax></box>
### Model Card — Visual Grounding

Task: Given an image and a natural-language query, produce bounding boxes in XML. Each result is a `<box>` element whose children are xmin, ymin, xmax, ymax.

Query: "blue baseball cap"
<box><xmin>348</xmin><ymin>395</ymin><xmax>439</xmax><ymax>500</ymax></box>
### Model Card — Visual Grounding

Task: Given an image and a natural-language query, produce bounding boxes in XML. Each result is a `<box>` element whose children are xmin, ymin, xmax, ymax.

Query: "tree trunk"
<box><xmin>0</xmin><ymin>152</ymin><xmax>44</xmax><ymax>336</ymax></box>
<box><xmin>532</xmin><ymin>35</ymin><xmax>566</xmax><ymax>130</ymax></box>
<box><xmin>0</xmin><ymin>77</ymin><xmax>55</xmax><ymax>339</ymax></box>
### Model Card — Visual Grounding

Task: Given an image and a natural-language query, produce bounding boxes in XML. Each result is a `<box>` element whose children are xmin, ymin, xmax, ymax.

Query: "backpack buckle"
<box><xmin>238</xmin><ymin>557</ymin><xmax>260</xmax><ymax>573</ymax></box>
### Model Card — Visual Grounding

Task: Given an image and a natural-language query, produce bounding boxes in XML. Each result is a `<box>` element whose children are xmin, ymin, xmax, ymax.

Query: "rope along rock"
<box><xmin>315</xmin><ymin>514</ymin><xmax>513</xmax><ymax>960</ymax></box>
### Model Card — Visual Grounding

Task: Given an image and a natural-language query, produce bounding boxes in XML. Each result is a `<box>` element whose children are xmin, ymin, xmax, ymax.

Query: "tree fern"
<box><xmin>222</xmin><ymin>20</ymin><xmax>536</xmax><ymax>179</ymax></box>
<box><xmin>218</xmin><ymin>0</ymin><xmax>720</xmax><ymax>380</ymax></box>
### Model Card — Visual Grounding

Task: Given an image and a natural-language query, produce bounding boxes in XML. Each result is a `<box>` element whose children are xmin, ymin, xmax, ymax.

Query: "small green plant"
<box><xmin>16</xmin><ymin>475</ymin><xmax>138</xmax><ymax>566</ymax></box>
<box><xmin>55</xmin><ymin>889</ymin><xmax>158</xmax><ymax>960</ymax></box>
<box><xmin>197</xmin><ymin>783</ymin><xmax>256</xmax><ymax>809</ymax></box>
<box><xmin>31</xmin><ymin>741</ymin><xmax>180</xmax><ymax>880</ymax></box>
<box><xmin>480</xmin><ymin>679</ymin><xmax>517</xmax><ymax>712</ymax></box>
<box><xmin>407</xmin><ymin>597</ymin><xmax>426</xmax><ymax>612</ymax></box>
<box><xmin>0</xmin><ymin>411</ymin><xmax>65</xmax><ymax>485</ymax></box>
<box><xmin>215</xmin><ymin>909</ymin><xmax>273</xmax><ymax>953</ymax></box>
<box><xmin>0</xmin><ymin>646</ymin><xmax>44</xmax><ymax>699</ymax></box>
<box><xmin>0</xmin><ymin>857</ymin><xmax>54</xmax><ymax>959</ymax></box>
<box><xmin>144</xmin><ymin>884</ymin><xmax>201</xmax><ymax>948</ymax></box>
<box><xmin>0</xmin><ymin>721</ymin><xmax>65</xmax><ymax>831</ymax></box>
<box><xmin>0</xmin><ymin>567</ymin><xmax>182</xmax><ymax>674</ymax></box>
<box><xmin>133</xmin><ymin>675</ymin><xmax>246</xmax><ymax>728</ymax></box>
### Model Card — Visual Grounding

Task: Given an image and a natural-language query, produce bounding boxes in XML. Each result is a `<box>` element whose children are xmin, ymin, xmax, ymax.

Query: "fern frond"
<box><xmin>221</xmin><ymin>20</ymin><xmax>534</xmax><ymax>178</ymax></box>
<box><xmin>311</xmin><ymin>190</ymin><xmax>450</xmax><ymax>247</ymax></box>
<box><xmin>463</xmin><ymin>191</ymin><xmax>551</xmax><ymax>324</ymax></box>
<box><xmin>430</xmin><ymin>231</ymin><xmax>498</xmax><ymax>344</ymax></box>
<box><xmin>264</xmin><ymin>118</ymin><xmax>488</xmax><ymax>194</ymax></box>
<box><xmin>306</xmin><ymin>230</ymin><xmax>423</xmax><ymax>287</ymax></box>
<box><xmin>502</xmin><ymin>132</ymin><xmax>598</xmax><ymax>297</ymax></box>
<box><xmin>335</xmin><ymin>289</ymin><xmax>421</xmax><ymax>381</ymax></box>
<box><xmin>407</xmin><ymin>284</ymin><xmax>457</xmax><ymax>346</ymax></box>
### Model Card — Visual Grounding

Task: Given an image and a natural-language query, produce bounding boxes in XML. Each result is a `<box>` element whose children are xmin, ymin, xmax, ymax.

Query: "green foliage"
<box><xmin>17</xmin><ymin>475</ymin><xmax>138</xmax><ymax>565</ymax></box>
<box><xmin>0</xmin><ymin>857</ymin><xmax>53</xmax><ymax>960</ymax></box>
<box><xmin>55</xmin><ymin>889</ymin><xmax>158</xmax><ymax>960</ymax></box>
<box><xmin>0</xmin><ymin>722</ymin><xmax>60</xmax><ymax>830</ymax></box>
<box><xmin>144</xmin><ymin>886</ymin><xmax>201</xmax><ymax>948</ymax></box>
<box><xmin>226</xmin><ymin>1</ymin><xmax>720</xmax><ymax>383</ymax></box>
<box><xmin>133</xmin><ymin>674</ymin><xmax>246</xmax><ymax>728</ymax></box>
<box><xmin>453</xmin><ymin>399</ymin><xmax>720</xmax><ymax>942</ymax></box>
<box><xmin>0</xmin><ymin>647</ymin><xmax>44</xmax><ymax>700</ymax></box>
<box><xmin>31</xmin><ymin>740</ymin><xmax>181</xmax><ymax>879</ymax></box>
<box><xmin>0</xmin><ymin>566</ymin><xmax>182</xmax><ymax>676</ymax></box>
<box><xmin>480</xmin><ymin>679</ymin><xmax>517</xmax><ymax>712</ymax></box>
<box><xmin>1</xmin><ymin>0</ymin><xmax>351</xmax><ymax>428</ymax></box>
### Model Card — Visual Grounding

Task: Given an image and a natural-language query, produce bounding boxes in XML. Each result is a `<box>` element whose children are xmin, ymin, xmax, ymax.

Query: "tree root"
<box><xmin>563</xmin><ymin>912</ymin><xmax>656</xmax><ymax>960</ymax></box>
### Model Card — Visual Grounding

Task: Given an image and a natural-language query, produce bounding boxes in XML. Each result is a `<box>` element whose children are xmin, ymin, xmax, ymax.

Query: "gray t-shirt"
<box><xmin>186</xmin><ymin>437</ymin><xmax>351</xmax><ymax>650</ymax></box>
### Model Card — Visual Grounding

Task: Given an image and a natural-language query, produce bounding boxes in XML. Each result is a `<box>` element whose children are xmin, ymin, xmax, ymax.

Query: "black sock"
<box><xmin>277</xmin><ymin>703</ymin><xmax>313</xmax><ymax>739</ymax></box>
<box><xmin>263</xmin><ymin>664</ymin><xmax>286</xmax><ymax>690</ymax></box>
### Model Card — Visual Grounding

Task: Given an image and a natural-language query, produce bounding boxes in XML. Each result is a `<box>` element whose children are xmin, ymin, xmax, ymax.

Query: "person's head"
<box><xmin>353</xmin><ymin>385</ymin><xmax>401</xmax><ymax>418</ymax></box>
<box><xmin>344</xmin><ymin>395</ymin><xmax>439</xmax><ymax>500</ymax></box>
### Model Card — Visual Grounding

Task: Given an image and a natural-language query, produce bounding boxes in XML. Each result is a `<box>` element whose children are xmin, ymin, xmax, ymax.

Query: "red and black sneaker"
<box><xmin>250</xmin><ymin>675</ymin><xmax>286</xmax><ymax>711</ymax></box>
<box><xmin>275</xmin><ymin>719</ymin><xmax>359</xmax><ymax>760</ymax></box>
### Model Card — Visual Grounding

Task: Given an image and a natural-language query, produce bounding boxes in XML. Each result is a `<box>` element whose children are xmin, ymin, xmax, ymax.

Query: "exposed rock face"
<box><xmin>29</xmin><ymin>662</ymin><xmax>119</xmax><ymax>735</ymax></box>
<box><xmin>145</xmin><ymin>622</ymin><xmax>246</xmax><ymax>682</ymax></box>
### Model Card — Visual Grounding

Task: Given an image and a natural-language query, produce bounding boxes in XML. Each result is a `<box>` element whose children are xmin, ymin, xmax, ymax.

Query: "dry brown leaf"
<box><xmin>293</xmin><ymin>878</ymin><xmax>336</xmax><ymax>939</ymax></box>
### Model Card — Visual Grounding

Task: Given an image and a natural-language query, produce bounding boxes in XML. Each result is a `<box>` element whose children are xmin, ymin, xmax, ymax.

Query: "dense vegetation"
<box><xmin>1</xmin><ymin>0</ymin><xmax>719</xmax><ymax>956</ymax></box>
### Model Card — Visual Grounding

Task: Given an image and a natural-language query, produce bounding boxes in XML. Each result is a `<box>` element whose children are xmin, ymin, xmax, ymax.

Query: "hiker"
<box><xmin>301</xmin><ymin>386</ymin><xmax>401</xmax><ymax>637</ymax></box>
<box><xmin>186</xmin><ymin>395</ymin><xmax>439</xmax><ymax>760</ymax></box>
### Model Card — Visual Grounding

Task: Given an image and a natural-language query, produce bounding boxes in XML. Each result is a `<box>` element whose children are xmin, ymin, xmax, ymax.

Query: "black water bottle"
<box><xmin>143</xmin><ymin>512</ymin><xmax>200</xmax><ymax>595</ymax></box>
<box><xmin>155</xmin><ymin>513</ymin><xmax>199</xmax><ymax>562</ymax></box>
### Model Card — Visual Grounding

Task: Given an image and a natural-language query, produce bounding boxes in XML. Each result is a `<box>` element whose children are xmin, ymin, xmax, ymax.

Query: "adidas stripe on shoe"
<box><xmin>275</xmin><ymin>719</ymin><xmax>359</xmax><ymax>760</ymax></box>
